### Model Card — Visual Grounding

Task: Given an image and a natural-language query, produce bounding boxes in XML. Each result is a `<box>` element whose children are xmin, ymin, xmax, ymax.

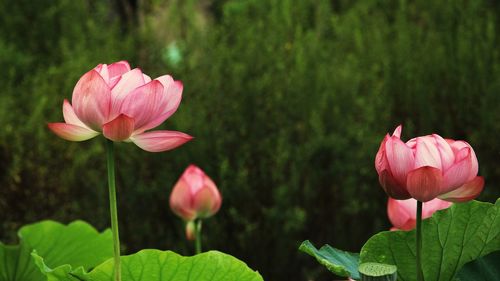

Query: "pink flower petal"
<box><xmin>108</xmin><ymin>61</ymin><xmax>131</xmax><ymax>80</ymax></box>
<box><xmin>102</xmin><ymin>114</ymin><xmax>135</xmax><ymax>142</ymax></box>
<box><xmin>131</xmin><ymin>130</ymin><xmax>193</xmax><ymax>152</ymax></box>
<box><xmin>94</xmin><ymin>64</ymin><xmax>110</xmax><ymax>84</ymax></box>
<box><xmin>169</xmin><ymin>179</ymin><xmax>197</xmax><ymax>221</ymax></box>
<box><xmin>448</xmin><ymin>141</ymin><xmax>479</xmax><ymax>179</ymax></box>
<box><xmin>414</xmin><ymin>136</ymin><xmax>442</xmax><ymax>169</ymax></box>
<box><xmin>388</xmin><ymin>197</ymin><xmax>452</xmax><ymax>231</ymax></box>
<box><xmin>432</xmin><ymin>134</ymin><xmax>455</xmax><ymax>171</ymax></box>
<box><xmin>385</xmin><ymin>136</ymin><xmax>415</xmax><ymax>186</ymax></box>
<box><xmin>119</xmin><ymin>80</ymin><xmax>166</xmax><ymax>132</ymax></box>
<box><xmin>392</xmin><ymin>124</ymin><xmax>402</xmax><ymax>138</ymax></box>
<box><xmin>182</xmin><ymin>164</ymin><xmax>206</xmax><ymax>194</ymax></box>
<box><xmin>137</xmin><ymin>80</ymin><xmax>183</xmax><ymax>132</ymax></box>
<box><xmin>110</xmin><ymin>68</ymin><xmax>145</xmax><ymax>116</ymax></box>
<box><xmin>438</xmin><ymin>176</ymin><xmax>484</xmax><ymax>202</ymax></box>
<box><xmin>406</xmin><ymin>166</ymin><xmax>443</xmax><ymax>202</ymax></box>
<box><xmin>375</xmin><ymin>134</ymin><xmax>390</xmax><ymax>174</ymax></box>
<box><xmin>379</xmin><ymin>169</ymin><xmax>411</xmax><ymax>199</ymax></box>
<box><xmin>143</xmin><ymin>74</ymin><xmax>152</xmax><ymax>83</ymax></box>
<box><xmin>62</xmin><ymin>99</ymin><xmax>89</xmax><ymax>128</ymax></box>
<box><xmin>155</xmin><ymin>75</ymin><xmax>174</xmax><ymax>86</ymax></box>
<box><xmin>48</xmin><ymin>123</ymin><xmax>99</xmax><ymax>141</ymax></box>
<box><xmin>192</xmin><ymin>180</ymin><xmax>222</xmax><ymax>218</ymax></box>
<box><xmin>442</xmin><ymin>148</ymin><xmax>473</xmax><ymax>192</ymax></box>
<box><xmin>387</xmin><ymin>198</ymin><xmax>414</xmax><ymax>230</ymax></box>
<box><xmin>71</xmin><ymin>70</ymin><xmax>111</xmax><ymax>130</ymax></box>
<box><xmin>422</xmin><ymin>199</ymin><xmax>452</xmax><ymax>218</ymax></box>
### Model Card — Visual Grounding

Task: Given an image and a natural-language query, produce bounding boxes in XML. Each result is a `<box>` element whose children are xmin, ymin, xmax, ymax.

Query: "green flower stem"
<box><xmin>416</xmin><ymin>200</ymin><xmax>423</xmax><ymax>281</ymax></box>
<box><xmin>106</xmin><ymin>139</ymin><xmax>121</xmax><ymax>281</ymax></box>
<box><xmin>195</xmin><ymin>219</ymin><xmax>203</xmax><ymax>254</ymax></box>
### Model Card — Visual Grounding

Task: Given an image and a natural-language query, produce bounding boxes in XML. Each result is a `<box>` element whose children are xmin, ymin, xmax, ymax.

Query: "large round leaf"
<box><xmin>35</xmin><ymin>249</ymin><xmax>264</xmax><ymax>281</ymax></box>
<box><xmin>0</xmin><ymin>220</ymin><xmax>112</xmax><ymax>281</ymax></box>
<box><xmin>359</xmin><ymin>199</ymin><xmax>500</xmax><ymax>281</ymax></box>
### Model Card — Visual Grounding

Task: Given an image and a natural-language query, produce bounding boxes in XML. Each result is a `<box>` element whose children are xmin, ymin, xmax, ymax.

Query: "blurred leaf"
<box><xmin>360</xmin><ymin>200</ymin><xmax>500</xmax><ymax>281</ymax></box>
<box><xmin>35</xmin><ymin>249</ymin><xmax>264</xmax><ymax>281</ymax></box>
<box><xmin>0</xmin><ymin>220</ymin><xmax>112</xmax><ymax>281</ymax></box>
<box><xmin>455</xmin><ymin>251</ymin><xmax>500</xmax><ymax>281</ymax></box>
<box><xmin>299</xmin><ymin>240</ymin><xmax>360</xmax><ymax>279</ymax></box>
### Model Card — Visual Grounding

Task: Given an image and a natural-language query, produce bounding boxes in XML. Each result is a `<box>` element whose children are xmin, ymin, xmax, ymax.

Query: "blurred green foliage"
<box><xmin>0</xmin><ymin>0</ymin><xmax>499</xmax><ymax>280</ymax></box>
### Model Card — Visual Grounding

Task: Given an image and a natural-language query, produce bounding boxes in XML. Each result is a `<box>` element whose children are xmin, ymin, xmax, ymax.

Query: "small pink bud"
<box><xmin>169</xmin><ymin>164</ymin><xmax>222</xmax><ymax>221</ymax></box>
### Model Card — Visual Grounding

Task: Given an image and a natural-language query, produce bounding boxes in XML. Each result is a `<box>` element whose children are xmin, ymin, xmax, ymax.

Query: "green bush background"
<box><xmin>1</xmin><ymin>0</ymin><xmax>499</xmax><ymax>280</ymax></box>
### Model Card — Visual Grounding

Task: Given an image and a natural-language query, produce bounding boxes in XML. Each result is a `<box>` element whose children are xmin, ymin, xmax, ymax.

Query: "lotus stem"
<box><xmin>416</xmin><ymin>200</ymin><xmax>423</xmax><ymax>281</ymax></box>
<box><xmin>195</xmin><ymin>219</ymin><xmax>203</xmax><ymax>254</ymax></box>
<box><xmin>106</xmin><ymin>139</ymin><xmax>121</xmax><ymax>281</ymax></box>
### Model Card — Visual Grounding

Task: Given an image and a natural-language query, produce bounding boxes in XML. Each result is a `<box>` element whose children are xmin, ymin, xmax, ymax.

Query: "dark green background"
<box><xmin>1</xmin><ymin>0</ymin><xmax>499</xmax><ymax>280</ymax></box>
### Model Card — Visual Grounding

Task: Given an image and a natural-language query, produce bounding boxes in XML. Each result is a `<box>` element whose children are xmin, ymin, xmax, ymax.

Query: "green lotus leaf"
<box><xmin>455</xmin><ymin>250</ymin><xmax>500</xmax><ymax>281</ymax></box>
<box><xmin>299</xmin><ymin>240</ymin><xmax>360</xmax><ymax>279</ymax></box>
<box><xmin>35</xmin><ymin>249</ymin><xmax>264</xmax><ymax>281</ymax></box>
<box><xmin>360</xmin><ymin>199</ymin><xmax>500</xmax><ymax>281</ymax></box>
<box><xmin>0</xmin><ymin>220</ymin><xmax>112</xmax><ymax>281</ymax></box>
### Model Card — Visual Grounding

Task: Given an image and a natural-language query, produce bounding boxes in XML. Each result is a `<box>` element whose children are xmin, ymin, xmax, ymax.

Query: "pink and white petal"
<box><xmin>48</xmin><ymin>123</ymin><xmax>99</xmax><ymax>141</ymax></box>
<box><xmin>169</xmin><ymin>179</ymin><xmax>197</xmax><ymax>221</ymax></box>
<box><xmin>422</xmin><ymin>198</ymin><xmax>452</xmax><ymax>219</ymax></box>
<box><xmin>119</xmin><ymin>80</ymin><xmax>165</xmax><ymax>130</ymax></box>
<box><xmin>131</xmin><ymin>130</ymin><xmax>193</xmax><ymax>152</ymax></box>
<box><xmin>406</xmin><ymin>166</ymin><xmax>443</xmax><ymax>202</ymax></box>
<box><xmin>387</xmin><ymin>198</ymin><xmax>414</xmax><ymax>229</ymax></box>
<box><xmin>414</xmin><ymin>137</ymin><xmax>442</xmax><ymax>169</ymax></box>
<box><xmin>182</xmin><ymin>165</ymin><xmax>205</xmax><ymax>194</ymax></box>
<box><xmin>406</xmin><ymin>138</ymin><xmax>417</xmax><ymax>149</ymax></box>
<box><xmin>385</xmin><ymin>136</ymin><xmax>415</xmax><ymax>186</ymax></box>
<box><xmin>102</xmin><ymin>114</ymin><xmax>135</xmax><ymax>142</ymax></box>
<box><xmin>94</xmin><ymin>64</ymin><xmax>110</xmax><ymax>84</ymax></box>
<box><xmin>193</xmin><ymin>183</ymin><xmax>222</xmax><ymax>218</ymax></box>
<box><xmin>155</xmin><ymin>75</ymin><xmax>174</xmax><ymax>87</ymax></box>
<box><xmin>399</xmin><ymin>220</ymin><xmax>417</xmax><ymax>231</ymax></box>
<box><xmin>449</xmin><ymin>141</ymin><xmax>479</xmax><ymax>180</ymax></box>
<box><xmin>432</xmin><ymin>134</ymin><xmax>455</xmax><ymax>171</ymax></box>
<box><xmin>136</xmin><ymin>80</ymin><xmax>183</xmax><ymax>132</ymax></box>
<box><xmin>108</xmin><ymin>61</ymin><xmax>131</xmax><ymax>80</ymax></box>
<box><xmin>468</xmin><ymin>147</ymin><xmax>479</xmax><ymax>180</ymax></box>
<box><xmin>392</xmin><ymin>125</ymin><xmax>403</xmax><ymax>138</ymax></box>
<box><xmin>161</xmin><ymin>80</ymin><xmax>183</xmax><ymax>117</ymax></box>
<box><xmin>71</xmin><ymin>69</ymin><xmax>111</xmax><ymax>130</ymax></box>
<box><xmin>379</xmin><ymin>169</ymin><xmax>411</xmax><ymax>200</ymax></box>
<box><xmin>448</xmin><ymin>141</ymin><xmax>479</xmax><ymax>178</ymax></box>
<box><xmin>442</xmin><ymin>148</ymin><xmax>473</xmax><ymax>193</ymax></box>
<box><xmin>109</xmin><ymin>77</ymin><xmax>121</xmax><ymax>89</ymax></box>
<box><xmin>143</xmin><ymin>74</ymin><xmax>152</xmax><ymax>83</ymax></box>
<box><xmin>110</xmin><ymin>68</ymin><xmax>145</xmax><ymax>115</ymax></box>
<box><xmin>448</xmin><ymin>140</ymin><xmax>469</xmax><ymax>153</ymax></box>
<box><xmin>62</xmin><ymin>99</ymin><xmax>89</xmax><ymax>128</ymax></box>
<box><xmin>438</xmin><ymin>176</ymin><xmax>484</xmax><ymax>202</ymax></box>
<box><xmin>375</xmin><ymin>134</ymin><xmax>390</xmax><ymax>174</ymax></box>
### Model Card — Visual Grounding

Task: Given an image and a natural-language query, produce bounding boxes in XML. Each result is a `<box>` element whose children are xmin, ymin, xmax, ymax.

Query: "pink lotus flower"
<box><xmin>375</xmin><ymin>125</ymin><xmax>484</xmax><ymax>202</ymax></box>
<box><xmin>48</xmin><ymin>61</ymin><xmax>192</xmax><ymax>152</ymax></box>
<box><xmin>170</xmin><ymin>164</ymin><xmax>222</xmax><ymax>221</ymax></box>
<box><xmin>388</xmin><ymin>197</ymin><xmax>451</xmax><ymax>230</ymax></box>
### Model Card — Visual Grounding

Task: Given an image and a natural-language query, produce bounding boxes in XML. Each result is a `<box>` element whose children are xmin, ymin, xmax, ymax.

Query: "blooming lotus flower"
<box><xmin>375</xmin><ymin>125</ymin><xmax>484</xmax><ymax>202</ymax></box>
<box><xmin>48</xmin><ymin>61</ymin><xmax>192</xmax><ymax>152</ymax></box>
<box><xmin>170</xmin><ymin>164</ymin><xmax>222</xmax><ymax>221</ymax></box>
<box><xmin>387</xmin><ymin>198</ymin><xmax>451</xmax><ymax>231</ymax></box>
